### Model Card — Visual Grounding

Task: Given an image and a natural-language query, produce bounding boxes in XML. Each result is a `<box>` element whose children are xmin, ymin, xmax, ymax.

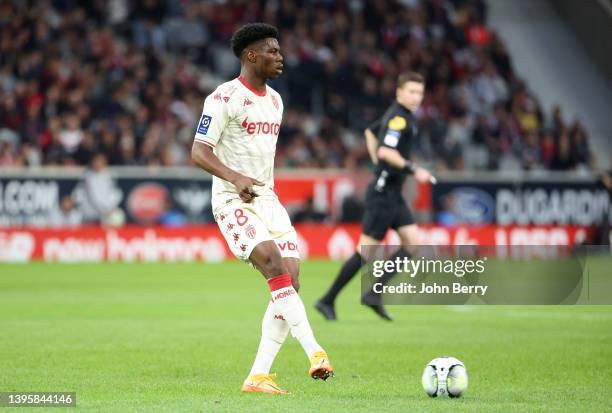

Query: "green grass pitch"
<box><xmin>1</xmin><ymin>261</ymin><xmax>611</xmax><ymax>412</ymax></box>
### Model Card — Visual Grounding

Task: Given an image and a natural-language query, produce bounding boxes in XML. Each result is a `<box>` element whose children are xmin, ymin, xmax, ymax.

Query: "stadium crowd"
<box><xmin>0</xmin><ymin>0</ymin><xmax>594</xmax><ymax>172</ymax></box>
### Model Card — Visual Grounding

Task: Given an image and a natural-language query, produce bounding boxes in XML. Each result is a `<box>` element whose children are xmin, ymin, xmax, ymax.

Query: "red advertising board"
<box><xmin>274</xmin><ymin>171</ymin><xmax>371</xmax><ymax>217</ymax></box>
<box><xmin>0</xmin><ymin>224</ymin><xmax>592</xmax><ymax>262</ymax></box>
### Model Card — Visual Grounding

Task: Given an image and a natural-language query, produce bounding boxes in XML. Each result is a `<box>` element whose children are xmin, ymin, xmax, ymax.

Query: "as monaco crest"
<box><xmin>245</xmin><ymin>224</ymin><xmax>256</xmax><ymax>239</ymax></box>
<box><xmin>271</xmin><ymin>95</ymin><xmax>279</xmax><ymax>111</ymax></box>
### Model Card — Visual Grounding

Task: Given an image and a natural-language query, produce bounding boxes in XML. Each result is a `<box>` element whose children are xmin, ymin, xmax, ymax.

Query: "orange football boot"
<box><xmin>241</xmin><ymin>373</ymin><xmax>289</xmax><ymax>394</ymax></box>
<box><xmin>309</xmin><ymin>351</ymin><xmax>334</xmax><ymax>381</ymax></box>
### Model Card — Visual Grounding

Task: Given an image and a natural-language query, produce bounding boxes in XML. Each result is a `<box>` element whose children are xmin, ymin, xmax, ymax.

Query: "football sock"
<box><xmin>248</xmin><ymin>300</ymin><xmax>289</xmax><ymax>376</ymax></box>
<box><xmin>268</xmin><ymin>274</ymin><xmax>323</xmax><ymax>358</ymax></box>
<box><xmin>369</xmin><ymin>248</ymin><xmax>411</xmax><ymax>293</ymax></box>
<box><xmin>320</xmin><ymin>251</ymin><xmax>363</xmax><ymax>304</ymax></box>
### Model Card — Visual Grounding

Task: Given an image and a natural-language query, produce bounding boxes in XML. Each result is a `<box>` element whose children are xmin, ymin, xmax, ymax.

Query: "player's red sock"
<box><xmin>268</xmin><ymin>274</ymin><xmax>322</xmax><ymax>358</ymax></box>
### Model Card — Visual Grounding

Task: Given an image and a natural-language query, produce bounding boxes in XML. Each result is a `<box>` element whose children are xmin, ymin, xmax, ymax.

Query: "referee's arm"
<box><xmin>377</xmin><ymin>146</ymin><xmax>432</xmax><ymax>183</ymax></box>
<box><xmin>365</xmin><ymin>128</ymin><xmax>378</xmax><ymax>164</ymax></box>
<box><xmin>364</xmin><ymin>117</ymin><xmax>382</xmax><ymax>164</ymax></box>
<box><xmin>377</xmin><ymin>146</ymin><xmax>410</xmax><ymax>170</ymax></box>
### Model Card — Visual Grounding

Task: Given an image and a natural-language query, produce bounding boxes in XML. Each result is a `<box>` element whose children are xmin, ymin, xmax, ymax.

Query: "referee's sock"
<box><xmin>364</xmin><ymin>248</ymin><xmax>411</xmax><ymax>300</ymax></box>
<box><xmin>361</xmin><ymin>248</ymin><xmax>410</xmax><ymax>321</ymax></box>
<box><xmin>320</xmin><ymin>251</ymin><xmax>363</xmax><ymax>304</ymax></box>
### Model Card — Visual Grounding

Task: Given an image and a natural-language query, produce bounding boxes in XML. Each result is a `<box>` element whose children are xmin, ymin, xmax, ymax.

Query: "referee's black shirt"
<box><xmin>369</xmin><ymin>101</ymin><xmax>418</xmax><ymax>192</ymax></box>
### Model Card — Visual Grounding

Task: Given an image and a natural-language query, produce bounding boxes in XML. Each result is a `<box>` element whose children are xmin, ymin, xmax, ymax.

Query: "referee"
<box><xmin>316</xmin><ymin>72</ymin><xmax>432</xmax><ymax>321</ymax></box>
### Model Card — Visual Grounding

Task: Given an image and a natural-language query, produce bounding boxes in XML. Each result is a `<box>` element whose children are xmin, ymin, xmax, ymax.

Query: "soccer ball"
<box><xmin>422</xmin><ymin>356</ymin><xmax>468</xmax><ymax>398</ymax></box>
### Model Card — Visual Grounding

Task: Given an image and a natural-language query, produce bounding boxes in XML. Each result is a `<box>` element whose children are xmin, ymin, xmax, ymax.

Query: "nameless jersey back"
<box><xmin>194</xmin><ymin>76</ymin><xmax>283</xmax><ymax>212</ymax></box>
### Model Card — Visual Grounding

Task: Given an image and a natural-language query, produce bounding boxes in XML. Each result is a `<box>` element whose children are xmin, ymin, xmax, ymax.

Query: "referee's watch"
<box><xmin>402</xmin><ymin>161</ymin><xmax>416</xmax><ymax>174</ymax></box>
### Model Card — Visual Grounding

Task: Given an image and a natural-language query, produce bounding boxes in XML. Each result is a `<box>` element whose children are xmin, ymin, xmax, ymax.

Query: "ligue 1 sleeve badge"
<box><xmin>388</xmin><ymin>115</ymin><xmax>407</xmax><ymax>130</ymax></box>
<box><xmin>197</xmin><ymin>114</ymin><xmax>212</xmax><ymax>135</ymax></box>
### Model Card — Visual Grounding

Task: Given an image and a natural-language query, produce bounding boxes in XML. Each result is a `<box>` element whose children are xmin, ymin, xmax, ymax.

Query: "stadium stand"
<box><xmin>0</xmin><ymin>0</ymin><xmax>596</xmax><ymax>171</ymax></box>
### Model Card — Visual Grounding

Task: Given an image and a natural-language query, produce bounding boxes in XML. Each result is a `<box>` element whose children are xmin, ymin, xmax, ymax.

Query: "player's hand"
<box><xmin>414</xmin><ymin>167</ymin><xmax>432</xmax><ymax>183</ymax></box>
<box><xmin>232</xmin><ymin>174</ymin><xmax>265</xmax><ymax>203</ymax></box>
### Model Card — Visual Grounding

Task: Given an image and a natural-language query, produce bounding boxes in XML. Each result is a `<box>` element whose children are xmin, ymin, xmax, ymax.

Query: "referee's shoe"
<box><xmin>361</xmin><ymin>292</ymin><xmax>393</xmax><ymax>321</ymax></box>
<box><xmin>314</xmin><ymin>299</ymin><xmax>337</xmax><ymax>321</ymax></box>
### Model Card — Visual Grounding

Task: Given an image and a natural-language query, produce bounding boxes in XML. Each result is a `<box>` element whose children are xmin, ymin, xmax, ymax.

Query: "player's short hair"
<box><xmin>397</xmin><ymin>72</ymin><xmax>425</xmax><ymax>87</ymax></box>
<box><xmin>231</xmin><ymin>23</ymin><xmax>279</xmax><ymax>58</ymax></box>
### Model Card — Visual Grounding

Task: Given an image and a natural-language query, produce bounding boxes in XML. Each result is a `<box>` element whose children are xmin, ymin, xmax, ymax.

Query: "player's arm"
<box><xmin>191</xmin><ymin>93</ymin><xmax>262</xmax><ymax>202</ymax></box>
<box><xmin>191</xmin><ymin>142</ymin><xmax>262</xmax><ymax>203</ymax></box>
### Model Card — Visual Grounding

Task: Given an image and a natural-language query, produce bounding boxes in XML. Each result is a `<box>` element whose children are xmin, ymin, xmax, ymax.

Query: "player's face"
<box><xmin>397</xmin><ymin>81</ymin><xmax>425</xmax><ymax>112</ymax></box>
<box><xmin>254</xmin><ymin>38</ymin><xmax>284</xmax><ymax>80</ymax></box>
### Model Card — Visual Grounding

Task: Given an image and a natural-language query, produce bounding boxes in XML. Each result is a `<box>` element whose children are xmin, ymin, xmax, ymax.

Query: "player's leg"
<box><xmin>316</xmin><ymin>196</ymin><xmax>391</xmax><ymax>320</ymax></box>
<box><xmin>242</xmin><ymin>297</ymin><xmax>290</xmax><ymax>394</ymax></box>
<box><xmin>315</xmin><ymin>233</ymin><xmax>382</xmax><ymax>320</ymax></box>
<box><xmin>246</xmin><ymin>300</ymin><xmax>289</xmax><ymax>379</ymax></box>
<box><xmin>371</xmin><ymin>223</ymin><xmax>420</xmax><ymax>286</ymax></box>
<box><xmin>361</xmin><ymin>205</ymin><xmax>418</xmax><ymax>320</ymax></box>
<box><xmin>283</xmin><ymin>257</ymin><xmax>300</xmax><ymax>291</ymax></box>
<box><xmin>249</xmin><ymin>197</ymin><xmax>333</xmax><ymax>380</ymax></box>
<box><xmin>282</xmin><ymin>256</ymin><xmax>333</xmax><ymax>380</ymax></box>
<box><xmin>363</xmin><ymin>224</ymin><xmax>419</xmax><ymax>292</ymax></box>
<box><xmin>360</xmin><ymin>233</ymin><xmax>395</xmax><ymax>320</ymax></box>
<box><xmin>250</xmin><ymin>241</ymin><xmax>333</xmax><ymax>380</ymax></box>
<box><xmin>214</xmin><ymin>204</ymin><xmax>291</xmax><ymax>393</ymax></box>
<box><xmin>397</xmin><ymin>223</ymin><xmax>420</xmax><ymax>247</ymax></box>
<box><xmin>245</xmin><ymin>257</ymin><xmax>298</xmax><ymax>379</ymax></box>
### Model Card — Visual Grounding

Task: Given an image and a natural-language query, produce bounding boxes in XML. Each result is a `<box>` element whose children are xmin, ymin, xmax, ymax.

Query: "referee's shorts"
<box><xmin>361</xmin><ymin>184</ymin><xmax>415</xmax><ymax>240</ymax></box>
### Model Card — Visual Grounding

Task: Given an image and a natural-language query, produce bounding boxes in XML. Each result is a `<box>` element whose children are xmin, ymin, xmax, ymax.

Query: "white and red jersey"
<box><xmin>194</xmin><ymin>76</ymin><xmax>284</xmax><ymax>212</ymax></box>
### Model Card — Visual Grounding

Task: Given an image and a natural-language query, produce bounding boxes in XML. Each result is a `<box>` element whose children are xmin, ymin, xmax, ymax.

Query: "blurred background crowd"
<box><xmin>0</xmin><ymin>0</ymin><xmax>595</xmax><ymax>172</ymax></box>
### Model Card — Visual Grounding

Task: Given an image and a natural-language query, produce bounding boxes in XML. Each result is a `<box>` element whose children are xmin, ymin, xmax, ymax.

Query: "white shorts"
<box><xmin>214</xmin><ymin>196</ymin><xmax>299</xmax><ymax>261</ymax></box>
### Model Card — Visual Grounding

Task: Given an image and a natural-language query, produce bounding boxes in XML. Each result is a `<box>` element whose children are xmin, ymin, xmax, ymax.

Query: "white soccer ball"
<box><xmin>422</xmin><ymin>356</ymin><xmax>468</xmax><ymax>398</ymax></box>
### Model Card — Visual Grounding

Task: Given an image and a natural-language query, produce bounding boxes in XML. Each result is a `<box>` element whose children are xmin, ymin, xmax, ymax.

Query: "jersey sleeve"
<box><xmin>193</xmin><ymin>91</ymin><xmax>230</xmax><ymax>148</ymax></box>
<box><xmin>378</xmin><ymin>114</ymin><xmax>408</xmax><ymax>149</ymax></box>
<box><xmin>366</xmin><ymin>117</ymin><xmax>382</xmax><ymax>136</ymax></box>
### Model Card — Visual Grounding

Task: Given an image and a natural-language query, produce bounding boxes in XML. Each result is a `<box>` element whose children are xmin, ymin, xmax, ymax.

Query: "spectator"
<box><xmin>436</xmin><ymin>194</ymin><xmax>460</xmax><ymax>227</ymax></box>
<box><xmin>292</xmin><ymin>197</ymin><xmax>328</xmax><ymax>224</ymax></box>
<box><xmin>569</xmin><ymin>120</ymin><xmax>592</xmax><ymax>167</ymax></box>
<box><xmin>550</xmin><ymin>131</ymin><xmax>576</xmax><ymax>171</ymax></box>
<box><xmin>540</xmin><ymin>131</ymin><xmax>556</xmax><ymax>168</ymax></box>
<box><xmin>58</xmin><ymin>113</ymin><xmax>84</xmax><ymax>154</ymax></box>
<box><xmin>0</xmin><ymin>141</ymin><xmax>15</xmax><ymax>166</ymax></box>
<box><xmin>159</xmin><ymin>197</ymin><xmax>187</xmax><ymax>227</ymax></box>
<box><xmin>49</xmin><ymin>195</ymin><xmax>83</xmax><ymax>227</ymax></box>
<box><xmin>82</xmin><ymin>153</ymin><xmax>122</xmax><ymax>223</ymax></box>
<box><xmin>73</xmin><ymin>131</ymin><xmax>96</xmax><ymax>166</ymax></box>
<box><xmin>16</xmin><ymin>142</ymin><xmax>42</xmax><ymax>167</ymax></box>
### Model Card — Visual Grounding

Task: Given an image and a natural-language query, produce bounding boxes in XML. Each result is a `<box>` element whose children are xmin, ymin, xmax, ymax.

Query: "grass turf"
<box><xmin>1</xmin><ymin>261</ymin><xmax>611</xmax><ymax>412</ymax></box>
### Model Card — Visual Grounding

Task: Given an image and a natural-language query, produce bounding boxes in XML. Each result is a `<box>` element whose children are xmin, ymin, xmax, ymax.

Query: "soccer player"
<box><xmin>315</xmin><ymin>72</ymin><xmax>432</xmax><ymax>321</ymax></box>
<box><xmin>191</xmin><ymin>23</ymin><xmax>333</xmax><ymax>394</ymax></box>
